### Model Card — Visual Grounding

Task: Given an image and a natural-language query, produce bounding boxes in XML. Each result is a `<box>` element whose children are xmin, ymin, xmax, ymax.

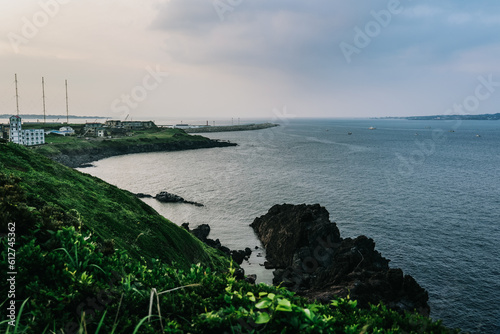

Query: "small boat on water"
<box><xmin>348</xmin><ymin>132</ymin><xmax>352</xmax><ymax>135</ymax></box>
<box><xmin>368</xmin><ymin>127</ymin><xmax>376</xmax><ymax>130</ymax></box>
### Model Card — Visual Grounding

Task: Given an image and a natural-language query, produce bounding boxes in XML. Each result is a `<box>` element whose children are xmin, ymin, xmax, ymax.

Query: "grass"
<box><xmin>0</xmin><ymin>142</ymin><xmax>228</xmax><ymax>269</ymax></box>
<box><xmin>29</xmin><ymin>127</ymin><xmax>213</xmax><ymax>158</ymax></box>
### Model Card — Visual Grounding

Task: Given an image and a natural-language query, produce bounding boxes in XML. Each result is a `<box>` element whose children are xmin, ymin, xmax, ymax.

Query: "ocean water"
<box><xmin>78</xmin><ymin>118</ymin><xmax>500</xmax><ymax>333</ymax></box>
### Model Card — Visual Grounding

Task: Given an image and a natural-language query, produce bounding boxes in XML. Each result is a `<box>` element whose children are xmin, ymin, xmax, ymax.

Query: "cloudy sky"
<box><xmin>1</xmin><ymin>0</ymin><xmax>500</xmax><ymax>121</ymax></box>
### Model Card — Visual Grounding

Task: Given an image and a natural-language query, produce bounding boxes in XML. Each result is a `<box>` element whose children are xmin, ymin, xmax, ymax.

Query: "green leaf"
<box><xmin>276</xmin><ymin>298</ymin><xmax>292</xmax><ymax>312</ymax></box>
<box><xmin>303</xmin><ymin>308</ymin><xmax>314</xmax><ymax>321</ymax></box>
<box><xmin>246</xmin><ymin>292</ymin><xmax>256</xmax><ymax>302</ymax></box>
<box><xmin>255</xmin><ymin>299</ymin><xmax>272</xmax><ymax>309</ymax></box>
<box><xmin>255</xmin><ymin>312</ymin><xmax>271</xmax><ymax>324</ymax></box>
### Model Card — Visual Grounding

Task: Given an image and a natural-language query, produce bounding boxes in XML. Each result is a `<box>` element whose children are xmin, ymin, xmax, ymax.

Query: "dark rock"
<box><xmin>155</xmin><ymin>191</ymin><xmax>185</xmax><ymax>203</ymax></box>
<box><xmin>264</xmin><ymin>261</ymin><xmax>275</xmax><ymax>269</ymax></box>
<box><xmin>135</xmin><ymin>193</ymin><xmax>153</xmax><ymax>198</ymax></box>
<box><xmin>245</xmin><ymin>274</ymin><xmax>257</xmax><ymax>284</ymax></box>
<box><xmin>191</xmin><ymin>224</ymin><xmax>211</xmax><ymax>241</ymax></box>
<box><xmin>250</xmin><ymin>203</ymin><xmax>341</xmax><ymax>268</ymax></box>
<box><xmin>231</xmin><ymin>250</ymin><xmax>246</xmax><ymax>265</ymax></box>
<box><xmin>219</xmin><ymin>245</ymin><xmax>231</xmax><ymax>255</ymax></box>
<box><xmin>251</xmin><ymin>204</ymin><xmax>430</xmax><ymax>316</ymax></box>
<box><xmin>155</xmin><ymin>191</ymin><xmax>204</xmax><ymax>206</ymax></box>
<box><xmin>234</xmin><ymin>268</ymin><xmax>245</xmax><ymax>280</ymax></box>
<box><xmin>244</xmin><ymin>247</ymin><xmax>252</xmax><ymax>257</ymax></box>
<box><xmin>185</xmin><ymin>223</ymin><xmax>257</xmax><ymax>278</ymax></box>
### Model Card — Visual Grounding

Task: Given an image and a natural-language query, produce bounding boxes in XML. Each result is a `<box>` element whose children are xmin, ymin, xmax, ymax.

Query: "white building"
<box><xmin>59</xmin><ymin>126</ymin><xmax>75</xmax><ymax>136</ymax></box>
<box><xmin>9</xmin><ymin>115</ymin><xmax>45</xmax><ymax>146</ymax></box>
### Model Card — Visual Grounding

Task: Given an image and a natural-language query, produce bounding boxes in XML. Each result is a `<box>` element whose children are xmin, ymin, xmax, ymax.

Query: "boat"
<box><xmin>368</xmin><ymin>127</ymin><xmax>376</xmax><ymax>130</ymax></box>
<box><xmin>347</xmin><ymin>132</ymin><xmax>352</xmax><ymax>135</ymax></box>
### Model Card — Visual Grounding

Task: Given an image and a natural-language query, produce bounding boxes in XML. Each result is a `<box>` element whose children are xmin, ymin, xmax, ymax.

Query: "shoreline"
<box><xmin>184</xmin><ymin>122</ymin><xmax>279</xmax><ymax>133</ymax></box>
<box><xmin>43</xmin><ymin>139</ymin><xmax>237</xmax><ymax>168</ymax></box>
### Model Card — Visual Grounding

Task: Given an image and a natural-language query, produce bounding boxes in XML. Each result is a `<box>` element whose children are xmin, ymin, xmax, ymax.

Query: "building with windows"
<box><xmin>9</xmin><ymin>115</ymin><xmax>45</xmax><ymax>146</ymax></box>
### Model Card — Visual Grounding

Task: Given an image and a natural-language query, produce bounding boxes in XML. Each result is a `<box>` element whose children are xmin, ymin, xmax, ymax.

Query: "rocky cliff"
<box><xmin>48</xmin><ymin>139</ymin><xmax>236</xmax><ymax>168</ymax></box>
<box><xmin>251</xmin><ymin>204</ymin><xmax>430</xmax><ymax>316</ymax></box>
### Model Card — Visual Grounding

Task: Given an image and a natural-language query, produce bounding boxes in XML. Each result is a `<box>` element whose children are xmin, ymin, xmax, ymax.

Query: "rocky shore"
<box><xmin>136</xmin><ymin>191</ymin><xmax>204</xmax><ymax>207</ymax></box>
<box><xmin>48</xmin><ymin>139</ymin><xmax>236</xmax><ymax>168</ymax></box>
<box><xmin>251</xmin><ymin>204</ymin><xmax>430</xmax><ymax>316</ymax></box>
<box><xmin>182</xmin><ymin>223</ymin><xmax>256</xmax><ymax>283</ymax></box>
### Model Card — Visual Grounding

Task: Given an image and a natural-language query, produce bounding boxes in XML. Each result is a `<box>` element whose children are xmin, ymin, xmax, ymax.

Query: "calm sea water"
<box><xmin>78</xmin><ymin>118</ymin><xmax>500</xmax><ymax>333</ymax></box>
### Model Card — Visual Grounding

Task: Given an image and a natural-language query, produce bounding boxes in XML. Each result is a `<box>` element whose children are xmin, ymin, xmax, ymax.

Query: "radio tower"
<box><xmin>65</xmin><ymin>79</ymin><xmax>69</xmax><ymax>124</ymax></box>
<box><xmin>15</xmin><ymin>74</ymin><xmax>20</xmax><ymax>116</ymax></box>
<box><xmin>42</xmin><ymin>77</ymin><xmax>46</xmax><ymax>124</ymax></box>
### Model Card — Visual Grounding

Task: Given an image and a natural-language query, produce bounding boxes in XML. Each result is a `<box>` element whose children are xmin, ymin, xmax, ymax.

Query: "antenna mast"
<box><xmin>15</xmin><ymin>74</ymin><xmax>20</xmax><ymax>116</ymax></box>
<box><xmin>65</xmin><ymin>79</ymin><xmax>69</xmax><ymax>124</ymax></box>
<box><xmin>42</xmin><ymin>77</ymin><xmax>46</xmax><ymax>124</ymax></box>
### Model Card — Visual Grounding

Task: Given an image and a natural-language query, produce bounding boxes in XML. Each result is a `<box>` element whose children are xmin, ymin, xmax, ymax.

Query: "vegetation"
<box><xmin>25</xmin><ymin>126</ymin><xmax>214</xmax><ymax>158</ymax></box>
<box><xmin>0</xmin><ymin>143</ymin><xmax>460</xmax><ymax>333</ymax></box>
<box><xmin>0</xmin><ymin>142</ymin><xmax>227</xmax><ymax>268</ymax></box>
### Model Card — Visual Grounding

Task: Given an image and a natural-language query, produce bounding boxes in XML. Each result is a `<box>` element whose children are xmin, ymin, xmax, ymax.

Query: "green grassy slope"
<box><xmin>31</xmin><ymin>127</ymin><xmax>215</xmax><ymax>157</ymax></box>
<box><xmin>0</xmin><ymin>142</ymin><xmax>227</xmax><ymax>269</ymax></box>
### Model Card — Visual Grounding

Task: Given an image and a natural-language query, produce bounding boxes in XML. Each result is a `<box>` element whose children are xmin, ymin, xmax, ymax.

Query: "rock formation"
<box><xmin>250</xmin><ymin>204</ymin><xmax>430</xmax><ymax>316</ymax></box>
<box><xmin>155</xmin><ymin>191</ymin><xmax>203</xmax><ymax>207</ymax></box>
<box><xmin>182</xmin><ymin>223</ymin><xmax>252</xmax><ymax>266</ymax></box>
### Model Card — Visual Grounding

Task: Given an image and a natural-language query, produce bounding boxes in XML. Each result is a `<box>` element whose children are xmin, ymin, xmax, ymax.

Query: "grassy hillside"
<box><xmin>31</xmin><ymin>127</ymin><xmax>218</xmax><ymax>157</ymax></box>
<box><xmin>0</xmin><ymin>142</ymin><xmax>227</xmax><ymax>269</ymax></box>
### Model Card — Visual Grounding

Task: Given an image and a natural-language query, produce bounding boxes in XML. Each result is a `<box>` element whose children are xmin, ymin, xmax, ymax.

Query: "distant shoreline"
<box><xmin>184</xmin><ymin>122</ymin><xmax>279</xmax><ymax>133</ymax></box>
<box><xmin>377</xmin><ymin>113</ymin><xmax>500</xmax><ymax>121</ymax></box>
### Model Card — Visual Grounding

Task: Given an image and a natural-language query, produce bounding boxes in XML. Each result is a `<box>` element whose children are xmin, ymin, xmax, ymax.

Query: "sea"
<box><xmin>77</xmin><ymin>118</ymin><xmax>500</xmax><ymax>334</ymax></box>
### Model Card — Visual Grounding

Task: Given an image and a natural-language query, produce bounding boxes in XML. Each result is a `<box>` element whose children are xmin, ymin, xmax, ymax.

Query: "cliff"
<box><xmin>50</xmin><ymin>138</ymin><xmax>236</xmax><ymax>168</ymax></box>
<box><xmin>32</xmin><ymin>129</ymin><xmax>236</xmax><ymax>168</ymax></box>
<box><xmin>251</xmin><ymin>204</ymin><xmax>430</xmax><ymax>316</ymax></box>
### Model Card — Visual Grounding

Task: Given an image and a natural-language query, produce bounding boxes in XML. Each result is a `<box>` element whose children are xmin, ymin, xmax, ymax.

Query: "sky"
<box><xmin>1</xmin><ymin>0</ymin><xmax>500</xmax><ymax>121</ymax></box>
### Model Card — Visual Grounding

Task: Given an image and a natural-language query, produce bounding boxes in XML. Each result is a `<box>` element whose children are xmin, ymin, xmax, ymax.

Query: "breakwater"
<box><xmin>184</xmin><ymin>123</ymin><xmax>279</xmax><ymax>133</ymax></box>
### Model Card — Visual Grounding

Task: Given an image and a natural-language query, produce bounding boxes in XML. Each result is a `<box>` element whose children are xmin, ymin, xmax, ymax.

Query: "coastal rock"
<box><xmin>155</xmin><ymin>191</ymin><xmax>204</xmax><ymax>207</ymax></box>
<box><xmin>250</xmin><ymin>204</ymin><xmax>430</xmax><ymax>316</ymax></box>
<box><xmin>48</xmin><ymin>139</ymin><xmax>237</xmax><ymax>168</ymax></box>
<box><xmin>250</xmin><ymin>204</ymin><xmax>341</xmax><ymax>269</ymax></box>
<box><xmin>134</xmin><ymin>193</ymin><xmax>153</xmax><ymax>198</ymax></box>
<box><xmin>182</xmin><ymin>223</ymin><xmax>252</xmax><ymax>265</ymax></box>
<box><xmin>191</xmin><ymin>223</ymin><xmax>211</xmax><ymax>241</ymax></box>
